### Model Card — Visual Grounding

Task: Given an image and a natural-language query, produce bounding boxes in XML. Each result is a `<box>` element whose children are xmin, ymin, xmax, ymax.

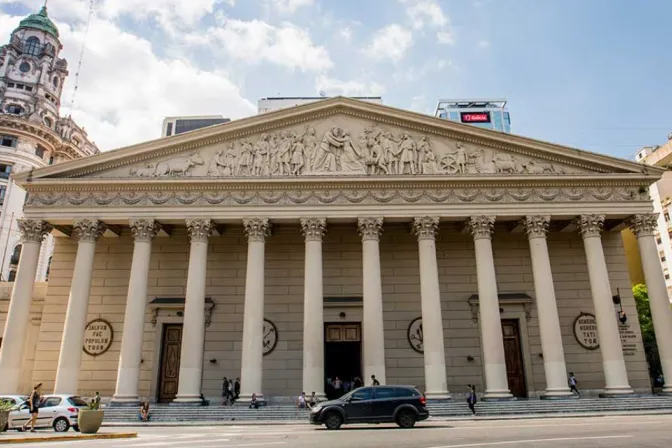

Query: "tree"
<box><xmin>633</xmin><ymin>284</ymin><xmax>662</xmax><ymax>381</ymax></box>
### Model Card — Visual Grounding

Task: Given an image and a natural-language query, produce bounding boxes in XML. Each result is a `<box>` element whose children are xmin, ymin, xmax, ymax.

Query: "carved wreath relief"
<box><xmin>126</xmin><ymin>122</ymin><xmax>577</xmax><ymax>178</ymax></box>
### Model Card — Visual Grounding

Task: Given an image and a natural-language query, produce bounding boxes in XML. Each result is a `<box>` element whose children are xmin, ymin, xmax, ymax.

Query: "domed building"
<box><xmin>0</xmin><ymin>6</ymin><xmax>99</xmax><ymax>282</ymax></box>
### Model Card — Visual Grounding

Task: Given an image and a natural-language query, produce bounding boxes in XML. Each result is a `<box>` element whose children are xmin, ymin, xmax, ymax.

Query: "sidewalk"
<box><xmin>101</xmin><ymin>409</ymin><xmax>672</xmax><ymax>427</ymax></box>
<box><xmin>0</xmin><ymin>431</ymin><xmax>137</xmax><ymax>445</ymax></box>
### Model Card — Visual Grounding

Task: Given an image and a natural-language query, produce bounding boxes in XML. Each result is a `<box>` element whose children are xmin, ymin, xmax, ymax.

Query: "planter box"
<box><xmin>0</xmin><ymin>411</ymin><xmax>9</xmax><ymax>432</ymax></box>
<box><xmin>77</xmin><ymin>410</ymin><xmax>104</xmax><ymax>434</ymax></box>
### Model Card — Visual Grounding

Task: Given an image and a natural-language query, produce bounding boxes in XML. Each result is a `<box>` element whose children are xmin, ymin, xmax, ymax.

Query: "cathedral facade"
<box><xmin>1</xmin><ymin>97</ymin><xmax>671</xmax><ymax>404</ymax></box>
<box><xmin>0</xmin><ymin>6</ymin><xmax>98</xmax><ymax>283</ymax></box>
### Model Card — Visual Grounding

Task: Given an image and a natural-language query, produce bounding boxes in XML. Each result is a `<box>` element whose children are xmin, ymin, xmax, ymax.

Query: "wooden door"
<box><xmin>501</xmin><ymin>319</ymin><xmax>527</xmax><ymax>398</ymax></box>
<box><xmin>158</xmin><ymin>324</ymin><xmax>183</xmax><ymax>403</ymax></box>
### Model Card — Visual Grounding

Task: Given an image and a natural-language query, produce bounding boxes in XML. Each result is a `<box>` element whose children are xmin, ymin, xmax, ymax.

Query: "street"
<box><xmin>2</xmin><ymin>414</ymin><xmax>671</xmax><ymax>448</ymax></box>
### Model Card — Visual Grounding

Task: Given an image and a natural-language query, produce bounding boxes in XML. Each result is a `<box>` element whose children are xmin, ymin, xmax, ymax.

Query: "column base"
<box><xmin>598</xmin><ymin>387</ymin><xmax>635</xmax><ymax>398</ymax></box>
<box><xmin>659</xmin><ymin>385</ymin><xmax>672</xmax><ymax>396</ymax></box>
<box><xmin>109</xmin><ymin>396</ymin><xmax>142</xmax><ymax>407</ymax></box>
<box><xmin>482</xmin><ymin>390</ymin><xmax>514</xmax><ymax>401</ymax></box>
<box><xmin>171</xmin><ymin>394</ymin><xmax>205</xmax><ymax>406</ymax></box>
<box><xmin>541</xmin><ymin>388</ymin><xmax>576</xmax><ymax>400</ymax></box>
<box><xmin>425</xmin><ymin>391</ymin><xmax>452</xmax><ymax>401</ymax></box>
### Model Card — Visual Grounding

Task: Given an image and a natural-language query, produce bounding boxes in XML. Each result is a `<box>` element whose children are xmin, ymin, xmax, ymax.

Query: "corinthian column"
<box><xmin>239</xmin><ymin>218</ymin><xmax>271</xmax><ymax>401</ymax></box>
<box><xmin>630</xmin><ymin>213</ymin><xmax>672</xmax><ymax>395</ymax></box>
<box><xmin>578</xmin><ymin>214</ymin><xmax>633</xmax><ymax>396</ymax></box>
<box><xmin>0</xmin><ymin>220</ymin><xmax>52</xmax><ymax>394</ymax></box>
<box><xmin>358</xmin><ymin>217</ymin><xmax>387</xmax><ymax>385</ymax></box>
<box><xmin>55</xmin><ymin>219</ymin><xmax>107</xmax><ymax>394</ymax></box>
<box><xmin>174</xmin><ymin>219</ymin><xmax>213</xmax><ymax>403</ymax></box>
<box><xmin>301</xmin><ymin>218</ymin><xmax>326</xmax><ymax>398</ymax></box>
<box><xmin>413</xmin><ymin>217</ymin><xmax>450</xmax><ymax>399</ymax></box>
<box><xmin>469</xmin><ymin>216</ymin><xmax>512</xmax><ymax>400</ymax></box>
<box><xmin>523</xmin><ymin>216</ymin><xmax>573</xmax><ymax>399</ymax></box>
<box><xmin>112</xmin><ymin>220</ymin><xmax>161</xmax><ymax>405</ymax></box>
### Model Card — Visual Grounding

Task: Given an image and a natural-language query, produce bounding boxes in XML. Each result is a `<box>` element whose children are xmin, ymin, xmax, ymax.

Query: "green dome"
<box><xmin>18</xmin><ymin>6</ymin><xmax>59</xmax><ymax>39</ymax></box>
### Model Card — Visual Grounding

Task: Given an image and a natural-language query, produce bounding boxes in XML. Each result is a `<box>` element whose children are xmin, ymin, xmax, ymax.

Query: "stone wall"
<box><xmin>15</xmin><ymin>224</ymin><xmax>650</xmax><ymax>400</ymax></box>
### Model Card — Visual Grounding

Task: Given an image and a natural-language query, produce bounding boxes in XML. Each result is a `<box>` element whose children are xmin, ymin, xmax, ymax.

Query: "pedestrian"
<box><xmin>222</xmin><ymin>377</ymin><xmax>229</xmax><ymax>399</ymax></box>
<box><xmin>371</xmin><ymin>374</ymin><xmax>380</xmax><ymax>386</ymax></box>
<box><xmin>22</xmin><ymin>383</ymin><xmax>42</xmax><ymax>432</ymax></box>
<box><xmin>91</xmin><ymin>392</ymin><xmax>101</xmax><ymax>410</ymax></box>
<box><xmin>234</xmin><ymin>378</ymin><xmax>241</xmax><ymax>400</ymax></box>
<box><xmin>569</xmin><ymin>372</ymin><xmax>580</xmax><ymax>397</ymax></box>
<box><xmin>308</xmin><ymin>392</ymin><xmax>319</xmax><ymax>408</ymax></box>
<box><xmin>466</xmin><ymin>384</ymin><xmax>477</xmax><ymax>416</ymax></box>
<box><xmin>139</xmin><ymin>401</ymin><xmax>150</xmax><ymax>422</ymax></box>
<box><xmin>353</xmin><ymin>376</ymin><xmax>363</xmax><ymax>389</ymax></box>
<box><xmin>297</xmin><ymin>392</ymin><xmax>307</xmax><ymax>409</ymax></box>
<box><xmin>249</xmin><ymin>393</ymin><xmax>259</xmax><ymax>409</ymax></box>
<box><xmin>333</xmin><ymin>377</ymin><xmax>343</xmax><ymax>397</ymax></box>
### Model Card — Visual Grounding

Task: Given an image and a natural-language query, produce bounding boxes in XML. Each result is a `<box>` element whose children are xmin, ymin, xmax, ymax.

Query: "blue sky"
<box><xmin>1</xmin><ymin>0</ymin><xmax>670</xmax><ymax>157</ymax></box>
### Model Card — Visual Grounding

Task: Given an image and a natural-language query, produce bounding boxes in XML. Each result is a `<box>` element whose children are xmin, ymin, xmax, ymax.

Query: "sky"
<box><xmin>0</xmin><ymin>0</ymin><xmax>671</xmax><ymax>159</ymax></box>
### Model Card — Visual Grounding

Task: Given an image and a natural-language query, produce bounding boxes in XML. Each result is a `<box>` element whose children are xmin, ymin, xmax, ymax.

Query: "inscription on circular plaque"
<box><xmin>83</xmin><ymin>318</ymin><xmax>114</xmax><ymax>356</ymax></box>
<box><xmin>263</xmin><ymin>319</ymin><xmax>278</xmax><ymax>356</ymax></box>
<box><xmin>573</xmin><ymin>313</ymin><xmax>599</xmax><ymax>350</ymax></box>
<box><xmin>407</xmin><ymin>317</ymin><xmax>424</xmax><ymax>354</ymax></box>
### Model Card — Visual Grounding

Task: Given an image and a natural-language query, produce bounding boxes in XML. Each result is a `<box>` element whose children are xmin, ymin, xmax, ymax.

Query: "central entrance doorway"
<box><xmin>324</xmin><ymin>323</ymin><xmax>361</xmax><ymax>399</ymax></box>
<box><xmin>157</xmin><ymin>323</ymin><xmax>183</xmax><ymax>403</ymax></box>
<box><xmin>501</xmin><ymin>319</ymin><xmax>527</xmax><ymax>398</ymax></box>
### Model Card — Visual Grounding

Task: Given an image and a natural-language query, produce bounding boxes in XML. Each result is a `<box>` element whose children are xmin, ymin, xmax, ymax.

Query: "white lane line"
<box><xmin>433</xmin><ymin>420</ymin><xmax>668</xmax><ymax>431</ymax></box>
<box><xmin>427</xmin><ymin>434</ymin><xmax>633</xmax><ymax>448</ymax></box>
<box><xmin>128</xmin><ymin>437</ymin><xmax>231</xmax><ymax>447</ymax></box>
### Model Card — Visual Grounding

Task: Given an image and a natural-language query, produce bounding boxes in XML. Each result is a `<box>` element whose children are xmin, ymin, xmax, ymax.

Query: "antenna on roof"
<box><xmin>64</xmin><ymin>0</ymin><xmax>96</xmax><ymax>117</ymax></box>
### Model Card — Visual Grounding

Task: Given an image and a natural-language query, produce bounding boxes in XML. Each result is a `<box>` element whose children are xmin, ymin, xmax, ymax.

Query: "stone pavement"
<box><xmin>0</xmin><ymin>431</ymin><xmax>136</xmax><ymax>445</ymax></box>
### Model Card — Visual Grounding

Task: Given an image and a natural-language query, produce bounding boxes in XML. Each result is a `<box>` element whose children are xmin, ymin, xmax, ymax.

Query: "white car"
<box><xmin>7</xmin><ymin>394</ymin><xmax>88</xmax><ymax>432</ymax></box>
<box><xmin>0</xmin><ymin>395</ymin><xmax>28</xmax><ymax>407</ymax></box>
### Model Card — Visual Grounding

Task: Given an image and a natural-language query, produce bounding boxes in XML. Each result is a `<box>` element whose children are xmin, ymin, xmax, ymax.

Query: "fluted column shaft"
<box><xmin>240</xmin><ymin>218</ymin><xmax>271</xmax><ymax>400</ymax></box>
<box><xmin>54</xmin><ymin>220</ymin><xmax>106</xmax><ymax>394</ymax></box>
<box><xmin>359</xmin><ymin>218</ymin><xmax>387</xmax><ymax>385</ymax></box>
<box><xmin>631</xmin><ymin>214</ymin><xmax>672</xmax><ymax>395</ymax></box>
<box><xmin>524</xmin><ymin>216</ymin><xmax>573</xmax><ymax>399</ymax></box>
<box><xmin>112</xmin><ymin>220</ymin><xmax>161</xmax><ymax>404</ymax></box>
<box><xmin>469</xmin><ymin>216</ymin><xmax>512</xmax><ymax>400</ymax></box>
<box><xmin>301</xmin><ymin>218</ymin><xmax>326</xmax><ymax>398</ymax></box>
<box><xmin>174</xmin><ymin>219</ymin><xmax>213</xmax><ymax>403</ymax></box>
<box><xmin>0</xmin><ymin>220</ymin><xmax>52</xmax><ymax>394</ymax></box>
<box><xmin>413</xmin><ymin>217</ymin><xmax>450</xmax><ymax>399</ymax></box>
<box><xmin>578</xmin><ymin>214</ymin><xmax>633</xmax><ymax>396</ymax></box>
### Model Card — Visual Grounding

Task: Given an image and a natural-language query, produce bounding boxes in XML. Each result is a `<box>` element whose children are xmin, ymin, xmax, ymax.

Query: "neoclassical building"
<box><xmin>1</xmin><ymin>98</ymin><xmax>671</xmax><ymax>404</ymax></box>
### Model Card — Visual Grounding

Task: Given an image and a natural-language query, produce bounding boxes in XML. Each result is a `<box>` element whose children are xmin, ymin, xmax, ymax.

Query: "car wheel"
<box><xmin>53</xmin><ymin>417</ymin><xmax>70</xmax><ymax>432</ymax></box>
<box><xmin>324</xmin><ymin>412</ymin><xmax>343</xmax><ymax>430</ymax></box>
<box><xmin>396</xmin><ymin>410</ymin><xmax>416</xmax><ymax>429</ymax></box>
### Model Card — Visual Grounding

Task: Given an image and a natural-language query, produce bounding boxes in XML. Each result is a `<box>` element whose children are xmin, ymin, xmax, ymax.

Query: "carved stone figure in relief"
<box><xmin>237</xmin><ymin>139</ymin><xmax>254</xmax><ymax>176</ymax></box>
<box><xmin>492</xmin><ymin>153</ymin><xmax>523</xmax><ymax>174</ymax></box>
<box><xmin>382</xmin><ymin>132</ymin><xmax>401</xmax><ymax>175</ymax></box>
<box><xmin>223</xmin><ymin>144</ymin><xmax>238</xmax><ymax>176</ymax></box>
<box><xmin>472</xmin><ymin>150</ymin><xmax>497</xmax><ymax>174</ymax></box>
<box><xmin>253</xmin><ymin>134</ymin><xmax>270</xmax><ymax>176</ymax></box>
<box><xmin>153</xmin><ymin>153</ymin><xmax>204</xmax><ymax>177</ymax></box>
<box><xmin>398</xmin><ymin>133</ymin><xmax>417</xmax><ymax>175</ymax></box>
<box><xmin>290</xmin><ymin>133</ymin><xmax>306</xmax><ymax>175</ymax></box>
<box><xmin>208</xmin><ymin>149</ymin><xmax>224</xmax><ymax>176</ymax></box>
<box><xmin>302</xmin><ymin>127</ymin><xmax>318</xmax><ymax>172</ymax></box>
<box><xmin>313</xmin><ymin>127</ymin><xmax>343</xmax><ymax>173</ymax></box>
<box><xmin>130</xmin><ymin>163</ymin><xmax>157</xmax><ymax>177</ymax></box>
<box><xmin>277</xmin><ymin>131</ymin><xmax>293</xmax><ymax>176</ymax></box>
<box><xmin>417</xmin><ymin>136</ymin><xmax>439</xmax><ymax>174</ymax></box>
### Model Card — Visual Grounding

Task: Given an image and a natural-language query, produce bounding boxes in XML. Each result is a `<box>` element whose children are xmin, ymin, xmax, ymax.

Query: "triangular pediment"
<box><xmin>13</xmin><ymin>97</ymin><xmax>661</xmax><ymax>185</ymax></box>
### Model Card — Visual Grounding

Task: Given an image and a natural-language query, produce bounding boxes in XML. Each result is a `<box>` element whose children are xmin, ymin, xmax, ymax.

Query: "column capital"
<box><xmin>300</xmin><ymin>218</ymin><xmax>327</xmax><ymax>242</ymax></box>
<box><xmin>186</xmin><ymin>219</ymin><xmax>213</xmax><ymax>243</ymax></box>
<box><xmin>523</xmin><ymin>215</ymin><xmax>550</xmax><ymax>240</ymax></box>
<box><xmin>629</xmin><ymin>213</ymin><xmax>658</xmax><ymax>238</ymax></box>
<box><xmin>73</xmin><ymin>219</ymin><xmax>106</xmax><ymax>243</ymax></box>
<box><xmin>129</xmin><ymin>219</ymin><xmax>162</xmax><ymax>243</ymax></box>
<box><xmin>468</xmin><ymin>215</ymin><xmax>495</xmax><ymax>240</ymax></box>
<box><xmin>413</xmin><ymin>217</ymin><xmax>440</xmax><ymax>241</ymax></box>
<box><xmin>17</xmin><ymin>219</ymin><xmax>52</xmax><ymax>244</ymax></box>
<box><xmin>577</xmin><ymin>214</ymin><xmax>605</xmax><ymax>239</ymax></box>
<box><xmin>243</xmin><ymin>218</ymin><xmax>271</xmax><ymax>243</ymax></box>
<box><xmin>358</xmin><ymin>217</ymin><xmax>383</xmax><ymax>242</ymax></box>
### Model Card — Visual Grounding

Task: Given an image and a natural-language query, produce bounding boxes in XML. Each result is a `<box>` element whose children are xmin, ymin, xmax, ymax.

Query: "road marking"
<box><xmin>431</xmin><ymin>420</ymin><xmax>668</xmax><ymax>431</ymax></box>
<box><xmin>223</xmin><ymin>443</ymin><xmax>286</xmax><ymax>448</ymax></box>
<box><xmin>427</xmin><ymin>434</ymin><xmax>633</xmax><ymax>448</ymax></box>
<box><xmin>129</xmin><ymin>437</ymin><xmax>231</xmax><ymax>447</ymax></box>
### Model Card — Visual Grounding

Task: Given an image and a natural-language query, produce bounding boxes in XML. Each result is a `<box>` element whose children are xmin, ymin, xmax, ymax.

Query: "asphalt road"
<box><xmin>3</xmin><ymin>414</ymin><xmax>672</xmax><ymax>447</ymax></box>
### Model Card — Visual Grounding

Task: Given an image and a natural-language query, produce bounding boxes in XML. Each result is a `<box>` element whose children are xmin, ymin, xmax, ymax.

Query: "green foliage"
<box><xmin>0</xmin><ymin>401</ymin><xmax>14</xmax><ymax>412</ymax></box>
<box><xmin>633</xmin><ymin>284</ymin><xmax>662</xmax><ymax>380</ymax></box>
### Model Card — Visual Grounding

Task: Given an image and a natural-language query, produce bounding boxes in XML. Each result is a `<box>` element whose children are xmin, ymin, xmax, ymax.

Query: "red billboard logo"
<box><xmin>460</xmin><ymin>112</ymin><xmax>490</xmax><ymax>123</ymax></box>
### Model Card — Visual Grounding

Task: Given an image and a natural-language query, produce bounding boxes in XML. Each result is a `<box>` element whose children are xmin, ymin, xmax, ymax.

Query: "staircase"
<box><xmin>102</xmin><ymin>396</ymin><xmax>672</xmax><ymax>423</ymax></box>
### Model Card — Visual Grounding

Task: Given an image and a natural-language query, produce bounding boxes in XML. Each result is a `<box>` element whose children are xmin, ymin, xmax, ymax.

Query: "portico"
<box><xmin>1</xmin><ymin>98</ymin><xmax>670</xmax><ymax>402</ymax></box>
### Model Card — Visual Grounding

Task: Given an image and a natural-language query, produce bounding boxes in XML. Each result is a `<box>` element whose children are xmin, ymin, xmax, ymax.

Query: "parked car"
<box><xmin>0</xmin><ymin>396</ymin><xmax>28</xmax><ymax>407</ymax></box>
<box><xmin>309</xmin><ymin>385</ymin><xmax>429</xmax><ymax>430</ymax></box>
<box><xmin>7</xmin><ymin>395</ymin><xmax>89</xmax><ymax>432</ymax></box>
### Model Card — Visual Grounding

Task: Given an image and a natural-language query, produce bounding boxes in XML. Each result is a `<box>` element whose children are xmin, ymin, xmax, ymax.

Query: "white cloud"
<box><xmin>266</xmin><ymin>0</ymin><xmax>315</xmax><ymax>14</ymax></box>
<box><xmin>0</xmin><ymin>11</ymin><xmax>256</xmax><ymax>150</ymax></box>
<box><xmin>364</xmin><ymin>24</ymin><xmax>413</xmax><ymax>63</ymax></box>
<box><xmin>188</xmin><ymin>15</ymin><xmax>333</xmax><ymax>73</ymax></box>
<box><xmin>437</xmin><ymin>30</ymin><xmax>454</xmax><ymax>45</ymax></box>
<box><xmin>315</xmin><ymin>75</ymin><xmax>385</xmax><ymax>97</ymax></box>
<box><xmin>338</xmin><ymin>27</ymin><xmax>352</xmax><ymax>42</ymax></box>
<box><xmin>398</xmin><ymin>0</ymin><xmax>454</xmax><ymax>45</ymax></box>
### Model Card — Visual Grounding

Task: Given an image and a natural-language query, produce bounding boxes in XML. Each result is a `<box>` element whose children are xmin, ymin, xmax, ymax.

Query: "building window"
<box><xmin>48</xmin><ymin>156</ymin><xmax>54</xmax><ymax>165</ymax></box>
<box><xmin>24</xmin><ymin>36</ymin><xmax>41</xmax><ymax>56</ymax></box>
<box><xmin>0</xmin><ymin>164</ymin><xmax>11</xmax><ymax>179</ymax></box>
<box><xmin>0</xmin><ymin>186</ymin><xmax>6</xmax><ymax>205</ymax></box>
<box><xmin>7</xmin><ymin>270</ymin><xmax>16</xmax><ymax>282</ymax></box>
<box><xmin>665</xmin><ymin>212</ymin><xmax>670</xmax><ymax>222</ymax></box>
<box><xmin>6</xmin><ymin>104</ymin><xmax>24</xmax><ymax>115</ymax></box>
<box><xmin>45</xmin><ymin>256</ymin><xmax>52</xmax><ymax>281</ymax></box>
<box><xmin>0</xmin><ymin>135</ymin><xmax>18</xmax><ymax>147</ymax></box>
<box><xmin>35</xmin><ymin>146</ymin><xmax>45</xmax><ymax>158</ymax></box>
<box><xmin>10</xmin><ymin>245</ymin><xmax>22</xmax><ymax>265</ymax></box>
<box><xmin>657</xmin><ymin>237</ymin><xmax>663</xmax><ymax>245</ymax></box>
<box><xmin>666</xmin><ymin>273</ymin><xmax>670</xmax><ymax>280</ymax></box>
<box><xmin>166</xmin><ymin>123</ymin><xmax>174</xmax><ymax>137</ymax></box>
<box><xmin>19</xmin><ymin>62</ymin><xmax>31</xmax><ymax>73</ymax></box>
<box><xmin>52</xmin><ymin>76</ymin><xmax>59</xmax><ymax>87</ymax></box>
<box><xmin>44</xmin><ymin>117</ymin><xmax>52</xmax><ymax>128</ymax></box>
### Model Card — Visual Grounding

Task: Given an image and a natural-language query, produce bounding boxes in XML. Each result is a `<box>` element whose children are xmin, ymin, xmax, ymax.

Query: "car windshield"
<box><xmin>68</xmin><ymin>397</ymin><xmax>88</xmax><ymax>407</ymax></box>
<box><xmin>339</xmin><ymin>389</ymin><xmax>357</xmax><ymax>401</ymax></box>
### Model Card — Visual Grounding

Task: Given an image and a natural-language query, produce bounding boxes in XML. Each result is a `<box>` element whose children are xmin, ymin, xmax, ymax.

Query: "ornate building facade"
<box><xmin>0</xmin><ymin>98</ymin><xmax>671</xmax><ymax>403</ymax></box>
<box><xmin>0</xmin><ymin>6</ymin><xmax>99</xmax><ymax>282</ymax></box>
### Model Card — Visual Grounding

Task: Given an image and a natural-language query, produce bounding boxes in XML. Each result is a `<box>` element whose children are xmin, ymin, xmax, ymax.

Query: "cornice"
<box><xmin>13</xmin><ymin>98</ymin><xmax>659</xmax><ymax>183</ymax></box>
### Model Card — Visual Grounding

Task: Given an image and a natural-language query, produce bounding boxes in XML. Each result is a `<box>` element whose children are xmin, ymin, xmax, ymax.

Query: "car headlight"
<box><xmin>311</xmin><ymin>405</ymin><xmax>322</xmax><ymax>413</ymax></box>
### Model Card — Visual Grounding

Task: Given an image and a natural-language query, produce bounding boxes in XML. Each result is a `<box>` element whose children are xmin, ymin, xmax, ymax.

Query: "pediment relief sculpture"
<box><xmin>96</xmin><ymin>119</ymin><xmax>590</xmax><ymax>180</ymax></box>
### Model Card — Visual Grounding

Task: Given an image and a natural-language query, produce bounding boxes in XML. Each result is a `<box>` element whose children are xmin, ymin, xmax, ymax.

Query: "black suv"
<box><xmin>309</xmin><ymin>386</ymin><xmax>429</xmax><ymax>430</ymax></box>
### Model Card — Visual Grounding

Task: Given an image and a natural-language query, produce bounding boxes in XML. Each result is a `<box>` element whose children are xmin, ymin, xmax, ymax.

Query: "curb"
<box><xmin>0</xmin><ymin>432</ymin><xmax>137</xmax><ymax>444</ymax></box>
<box><xmin>100</xmin><ymin>410</ymin><xmax>672</xmax><ymax>427</ymax></box>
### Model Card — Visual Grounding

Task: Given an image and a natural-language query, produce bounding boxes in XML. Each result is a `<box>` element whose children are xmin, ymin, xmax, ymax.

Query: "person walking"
<box><xmin>466</xmin><ymin>384</ymin><xmax>477</xmax><ymax>416</ymax></box>
<box><xmin>371</xmin><ymin>374</ymin><xmax>380</xmax><ymax>386</ymax></box>
<box><xmin>569</xmin><ymin>372</ymin><xmax>580</xmax><ymax>397</ymax></box>
<box><xmin>22</xmin><ymin>383</ymin><xmax>42</xmax><ymax>432</ymax></box>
